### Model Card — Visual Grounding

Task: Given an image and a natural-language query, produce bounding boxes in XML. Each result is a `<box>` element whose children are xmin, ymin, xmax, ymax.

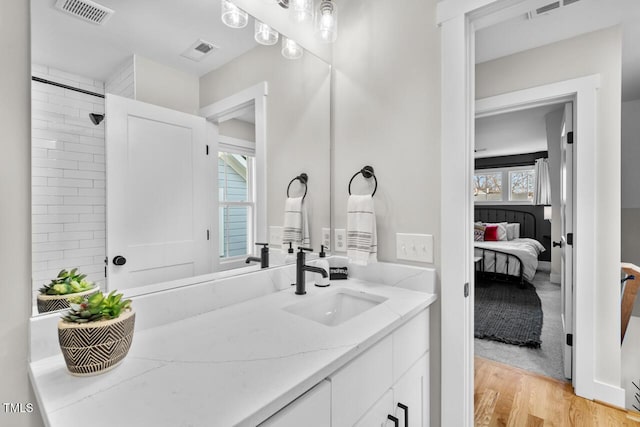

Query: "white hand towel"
<box><xmin>347</xmin><ymin>195</ymin><xmax>377</xmax><ymax>266</ymax></box>
<box><xmin>282</xmin><ymin>197</ymin><xmax>310</xmax><ymax>248</ymax></box>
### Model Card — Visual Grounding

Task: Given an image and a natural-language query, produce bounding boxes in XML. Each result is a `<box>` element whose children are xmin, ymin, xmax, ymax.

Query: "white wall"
<box><xmin>219</xmin><ymin>119</ymin><xmax>255</xmax><ymax>142</ymax></box>
<box><xmin>200</xmin><ymin>44</ymin><xmax>331</xmax><ymax>251</ymax></box>
<box><xmin>477</xmin><ymin>25</ymin><xmax>623</xmax><ymax>391</ymax></box>
<box><xmin>105</xmin><ymin>57</ymin><xmax>135</xmax><ymax>99</ymax></box>
<box><xmin>134</xmin><ymin>55</ymin><xmax>199</xmax><ymax>115</ymax></box>
<box><xmin>545</xmin><ymin>107</ymin><xmax>563</xmax><ymax>282</ymax></box>
<box><xmin>30</xmin><ymin>65</ymin><xmax>106</xmax><ymax>308</ymax></box>
<box><xmin>331</xmin><ymin>0</ymin><xmax>441</xmax><ymax>424</ymax></box>
<box><xmin>0</xmin><ymin>2</ymin><xmax>44</xmax><ymax>426</ymax></box>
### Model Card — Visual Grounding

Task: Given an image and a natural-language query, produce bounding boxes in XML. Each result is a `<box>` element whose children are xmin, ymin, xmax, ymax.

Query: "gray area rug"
<box><xmin>475</xmin><ymin>279</ymin><xmax>543</xmax><ymax>348</ymax></box>
<box><xmin>475</xmin><ymin>270</ymin><xmax>567</xmax><ymax>381</ymax></box>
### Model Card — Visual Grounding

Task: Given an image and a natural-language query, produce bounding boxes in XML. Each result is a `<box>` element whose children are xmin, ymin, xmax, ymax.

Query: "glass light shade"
<box><xmin>281</xmin><ymin>37</ymin><xmax>303</xmax><ymax>60</ymax></box>
<box><xmin>255</xmin><ymin>20</ymin><xmax>279</xmax><ymax>45</ymax></box>
<box><xmin>290</xmin><ymin>0</ymin><xmax>314</xmax><ymax>23</ymax></box>
<box><xmin>316</xmin><ymin>0</ymin><xmax>337</xmax><ymax>43</ymax></box>
<box><xmin>221</xmin><ymin>0</ymin><xmax>248</xmax><ymax>29</ymax></box>
<box><xmin>544</xmin><ymin>205</ymin><xmax>552</xmax><ymax>221</ymax></box>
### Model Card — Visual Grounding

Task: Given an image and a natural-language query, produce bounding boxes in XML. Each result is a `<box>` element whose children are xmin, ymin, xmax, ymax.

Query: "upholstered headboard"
<box><xmin>474</xmin><ymin>207</ymin><xmax>537</xmax><ymax>239</ymax></box>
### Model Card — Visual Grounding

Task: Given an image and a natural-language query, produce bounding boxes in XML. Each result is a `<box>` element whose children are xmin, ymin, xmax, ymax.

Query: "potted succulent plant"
<box><xmin>36</xmin><ymin>268</ymin><xmax>99</xmax><ymax>313</ymax></box>
<box><xmin>58</xmin><ymin>290</ymin><xmax>135</xmax><ymax>376</ymax></box>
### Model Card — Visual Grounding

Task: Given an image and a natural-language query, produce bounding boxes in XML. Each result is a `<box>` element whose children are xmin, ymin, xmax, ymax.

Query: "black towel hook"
<box><xmin>287</xmin><ymin>173</ymin><xmax>308</xmax><ymax>199</ymax></box>
<box><xmin>348</xmin><ymin>165</ymin><xmax>377</xmax><ymax>196</ymax></box>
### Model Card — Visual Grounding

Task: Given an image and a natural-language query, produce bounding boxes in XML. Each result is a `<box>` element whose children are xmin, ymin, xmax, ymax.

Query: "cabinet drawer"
<box><xmin>259</xmin><ymin>380</ymin><xmax>330</xmax><ymax>427</ymax></box>
<box><xmin>393</xmin><ymin>309</ymin><xmax>429</xmax><ymax>382</ymax></box>
<box><xmin>330</xmin><ymin>335</ymin><xmax>393</xmax><ymax>427</ymax></box>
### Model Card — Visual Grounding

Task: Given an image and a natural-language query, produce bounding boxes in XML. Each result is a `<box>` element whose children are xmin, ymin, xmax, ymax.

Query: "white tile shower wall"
<box><xmin>31</xmin><ymin>64</ymin><xmax>106</xmax><ymax>301</ymax></box>
<box><xmin>105</xmin><ymin>56</ymin><xmax>135</xmax><ymax>99</ymax></box>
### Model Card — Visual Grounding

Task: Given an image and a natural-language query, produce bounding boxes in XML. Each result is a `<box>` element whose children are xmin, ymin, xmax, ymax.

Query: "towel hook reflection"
<box><xmin>287</xmin><ymin>173</ymin><xmax>308</xmax><ymax>199</ymax></box>
<box><xmin>348</xmin><ymin>165</ymin><xmax>377</xmax><ymax>196</ymax></box>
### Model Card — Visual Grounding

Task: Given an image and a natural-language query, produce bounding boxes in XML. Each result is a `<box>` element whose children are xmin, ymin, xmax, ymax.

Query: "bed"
<box><xmin>474</xmin><ymin>208</ymin><xmax>546</xmax><ymax>284</ymax></box>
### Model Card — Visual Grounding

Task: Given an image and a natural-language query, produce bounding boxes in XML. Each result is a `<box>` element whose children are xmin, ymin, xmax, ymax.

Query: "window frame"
<box><xmin>473</xmin><ymin>165</ymin><xmax>535</xmax><ymax>205</ymax></box>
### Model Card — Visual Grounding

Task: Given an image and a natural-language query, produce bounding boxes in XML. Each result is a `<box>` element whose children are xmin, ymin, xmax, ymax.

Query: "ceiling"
<box><xmin>31</xmin><ymin>0</ymin><xmax>260</xmax><ymax>81</ymax></box>
<box><xmin>475</xmin><ymin>103</ymin><xmax>565</xmax><ymax>158</ymax></box>
<box><xmin>476</xmin><ymin>0</ymin><xmax>640</xmax><ymax>101</ymax></box>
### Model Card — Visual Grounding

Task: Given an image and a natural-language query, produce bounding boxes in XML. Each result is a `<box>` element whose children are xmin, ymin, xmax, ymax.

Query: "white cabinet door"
<box><xmin>354</xmin><ymin>390</ymin><xmax>394</xmax><ymax>427</ymax></box>
<box><xmin>392</xmin><ymin>353</ymin><xmax>429</xmax><ymax>427</ymax></box>
<box><xmin>330</xmin><ymin>335</ymin><xmax>393</xmax><ymax>427</ymax></box>
<box><xmin>259</xmin><ymin>380</ymin><xmax>330</xmax><ymax>427</ymax></box>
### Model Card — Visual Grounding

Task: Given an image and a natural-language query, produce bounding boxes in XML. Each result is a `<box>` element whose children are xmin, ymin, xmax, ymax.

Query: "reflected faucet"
<box><xmin>295</xmin><ymin>247</ymin><xmax>328</xmax><ymax>295</ymax></box>
<box><xmin>246</xmin><ymin>243</ymin><xmax>269</xmax><ymax>269</ymax></box>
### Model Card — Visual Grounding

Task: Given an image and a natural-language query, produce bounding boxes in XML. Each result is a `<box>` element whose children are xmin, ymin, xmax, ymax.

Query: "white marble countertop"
<box><xmin>29</xmin><ymin>279</ymin><xmax>436</xmax><ymax>427</ymax></box>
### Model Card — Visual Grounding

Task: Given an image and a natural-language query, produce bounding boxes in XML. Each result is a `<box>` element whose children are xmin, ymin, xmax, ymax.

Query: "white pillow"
<box><xmin>506</xmin><ymin>223</ymin><xmax>520</xmax><ymax>240</ymax></box>
<box><xmin>484</xmin><ymin>222</ymin><xmax>508</xmax><ymax>241</ymax></box>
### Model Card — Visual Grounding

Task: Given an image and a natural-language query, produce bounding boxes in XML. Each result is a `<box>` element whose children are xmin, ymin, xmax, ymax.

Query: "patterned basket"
<box><xmin>37</xmin><ymin>287</ymin><xmax>100</xmax><ymax>314</ymax></box>
<box><xmin>58</xmin><ymin>309</ymin><xmax>135</xmax><ymax>376</ymax></box>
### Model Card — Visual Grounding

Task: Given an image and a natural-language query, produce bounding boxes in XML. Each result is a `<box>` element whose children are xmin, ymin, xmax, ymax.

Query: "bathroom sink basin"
<box><xmin>283</xmin><ymin>288</ymin><xmax>387</xmax><ymax>326</ymax></box>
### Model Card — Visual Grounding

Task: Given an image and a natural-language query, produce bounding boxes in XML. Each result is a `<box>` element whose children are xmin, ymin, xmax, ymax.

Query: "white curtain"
<box><xmin>534</xmin><ymin>158</ymin><xmax>551</xmax><ymax>205</ymax></box>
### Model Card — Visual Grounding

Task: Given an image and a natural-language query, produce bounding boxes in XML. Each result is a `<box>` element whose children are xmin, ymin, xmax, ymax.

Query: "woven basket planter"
<box><xmin>58</xmin><ymin>309</ymin><xmax>136</xmax><ymax>376</ymax></box>
<box><xmin>37</xmin><ymin>287</ymin><xmax>100</xmax><ymax>314</ymax></box>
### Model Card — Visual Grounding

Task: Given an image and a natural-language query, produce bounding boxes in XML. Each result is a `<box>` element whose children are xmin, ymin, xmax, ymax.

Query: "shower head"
<box><xmin>89</xmin><ymin>113</ymin><xmax>104</xmax><ymax>126</ymax></box>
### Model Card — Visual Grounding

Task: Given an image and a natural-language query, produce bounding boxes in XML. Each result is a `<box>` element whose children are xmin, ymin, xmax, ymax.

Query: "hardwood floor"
<box><xmin>475</xmin><ymin>357</ymin><xmax>640</xmax><ymax>426</ymax></box>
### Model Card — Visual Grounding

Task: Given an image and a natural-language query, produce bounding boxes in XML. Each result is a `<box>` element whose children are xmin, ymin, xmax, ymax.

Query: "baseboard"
<box><xmin>550</xmin><ymin>273</ymin><xmax>561</xmax><ymax>284</ymax></box>
<box><xmin>593</xmin><ymin>380</ymin><xmax>626</xmax><ymax>408</ymax></box>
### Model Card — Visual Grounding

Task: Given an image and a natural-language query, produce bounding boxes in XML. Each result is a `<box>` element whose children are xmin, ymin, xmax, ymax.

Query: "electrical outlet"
<box><xmin>269</xmin><ymin>226</ymin><xmax>283</xmax><ymax>246</ymax></box>
<box><xmin>322</xmin><ymin>227</ymin><xmax>331</xmax><ymax>251</ymax></box>
<box><xmin>335</xmin><ymin>228</ymin><xmax>346</xmax><ymax>252</ymax></box>
<box><xmin>396</xmin><ymin>233</ymin><xmax>433</xmax><ymax>263</ymax></box>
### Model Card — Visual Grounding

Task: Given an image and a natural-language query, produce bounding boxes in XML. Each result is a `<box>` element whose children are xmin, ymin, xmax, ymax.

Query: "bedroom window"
<box><xmin>474</xmin><ymin>166</ymin><xmax>535</xmax><ymax>204</ymax></box>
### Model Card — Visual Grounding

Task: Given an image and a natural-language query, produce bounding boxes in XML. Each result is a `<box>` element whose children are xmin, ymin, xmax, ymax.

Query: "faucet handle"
<box><xmin>255</xmin><ymin>242</ymin><xmax>269</xmax><ymax>247</ymax></box>
<box><xmin>319</xmin><ymin>245</ymin><xmax>327</xmax><ymax>258</ymax></box>
<box><xmin>297</xmin><ymin>246</ymin><xmax>313</xmax><ymax>253</ymax></box>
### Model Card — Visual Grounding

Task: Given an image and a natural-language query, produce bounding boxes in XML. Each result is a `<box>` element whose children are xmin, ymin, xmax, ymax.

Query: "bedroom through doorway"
<box><xmin>472</xmin><ymin>100</ymin><xmax>572</xmax><ymax>383</ymax></box>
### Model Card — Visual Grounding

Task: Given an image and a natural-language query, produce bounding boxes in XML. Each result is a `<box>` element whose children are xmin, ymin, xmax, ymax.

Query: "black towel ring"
<box><xmin>348</xmin><ymin>165</ymin><xmax>377</xmax><ymax>196</ymax></box>
<box><xmin>287</xmin><ymin>173</ymin><xmax>308</xmax><ymax>199</ymax></box>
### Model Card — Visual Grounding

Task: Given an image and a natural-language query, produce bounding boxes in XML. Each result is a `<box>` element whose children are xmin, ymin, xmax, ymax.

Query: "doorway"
<box><xmin>472</xmin><ymin>99</ymin><xmax>571</xmax><ymax>382</ymax></box>
<box><xmin>439</xmin><ymin>2</ymin><xmax>625</xmax><ymax>425</ymax></box>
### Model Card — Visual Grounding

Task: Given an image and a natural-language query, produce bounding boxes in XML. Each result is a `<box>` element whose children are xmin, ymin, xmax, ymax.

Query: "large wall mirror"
<box><xmin>31</xmin><ymin>0</ymin><xmax>331</xmax><ymax>315</ymax></box>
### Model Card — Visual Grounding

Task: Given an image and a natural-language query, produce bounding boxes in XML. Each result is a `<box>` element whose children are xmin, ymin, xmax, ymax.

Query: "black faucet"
<box><xmin>246</xmin><ymin>243</ymin><xmax>269</xmax><ymax>269</ymax></box>
<box><xmin>295</xmin><ymin>247</ymin><xmax>328</xmax><ymax>295</ymax></box>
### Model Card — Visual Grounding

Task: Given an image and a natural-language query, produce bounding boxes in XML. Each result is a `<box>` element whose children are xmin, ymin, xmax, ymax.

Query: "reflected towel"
<box><xmin>282</xmin><ymin>197</ymin><xmax>310</xmax><ymax>248</ymax></box>
<box><xmin>347</xmin><ymin>195</ymin><xmax>377</xmax><ymax>266</ymax></box>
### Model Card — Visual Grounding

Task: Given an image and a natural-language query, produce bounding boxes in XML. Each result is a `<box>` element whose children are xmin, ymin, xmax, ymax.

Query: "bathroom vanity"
<box><xmin>29</xmin><ymin>260</ymin><xmax>436</xmax><ymax>426</ymax></box>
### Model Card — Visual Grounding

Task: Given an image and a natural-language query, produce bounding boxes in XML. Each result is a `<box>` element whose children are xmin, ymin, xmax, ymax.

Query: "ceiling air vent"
<box><xmin>181</xmin><ymin>40</ymin><xmax>220</xmax><ymax>62</ymax></box>
<box><xmin>54</xmin><ymin>0</ymin><xmax>114</xmax><ymax>25</ymax></box>
<box><xmin>527</xmin><ymin>0</ymin><xmax>580</xmax><ymax>19</ymax></box>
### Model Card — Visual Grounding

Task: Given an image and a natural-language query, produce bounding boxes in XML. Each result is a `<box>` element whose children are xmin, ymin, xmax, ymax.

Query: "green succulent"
<box><xmin>39</xmin><ymin>268</ymin><xmax>96</xmax><ymax>295</ymax></box>
<box><xmin>61</xmin><ymin>290</ymin><xmax>132</xmax><ymax>324</ymax></box>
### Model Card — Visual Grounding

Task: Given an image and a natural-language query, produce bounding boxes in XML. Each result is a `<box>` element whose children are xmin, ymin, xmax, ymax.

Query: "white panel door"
<box><xmin>560</xmin><ymin>102</ymin><xmax>574</xmax><ymax>380</ymax></box>
<box><xmin>106</xmin><ymin>94</ymin><xmax>212</xmax><ymax>291</ymax></box>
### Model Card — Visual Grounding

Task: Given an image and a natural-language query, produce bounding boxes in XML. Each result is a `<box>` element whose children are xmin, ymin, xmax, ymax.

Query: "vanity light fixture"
<box><xmin>281</xmin><ymin>36</ymin><xmax>303</xmax><ymax>59</ymax></box>
<box><xmin>290</xmin><ymin>0</ymin><xmax>314</xmax><ymax>23</ymax></box>
<box><xmin>316</xmin><ymin>0</ymin><xmax>337</xmax><ymax>43</ymax></box>
<box><xmin>221</xmin><ymin>0</ymin><xmax>248</xmax><ymax>29</ymax></box>
<box><xmin>255</xmin><ymin>20</ymin><xmax>279</xmax><ymax>45</ymax></box>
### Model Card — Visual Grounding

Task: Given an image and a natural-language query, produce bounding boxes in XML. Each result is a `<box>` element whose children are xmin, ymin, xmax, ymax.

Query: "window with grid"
<box><xmin>474</xmin><ymin>166</ymin><xmax>535</xmax><ymax>203</ymax></box>
<box><xmin>218</xmin><ymin>142</ymin><xmax>255</xmax><ymax>260</ymax></box>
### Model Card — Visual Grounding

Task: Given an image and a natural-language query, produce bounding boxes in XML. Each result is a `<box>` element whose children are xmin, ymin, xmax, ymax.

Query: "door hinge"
<box><xmin>206</xmin><ymin>229</ymin><xmax>210</xmax><ymax>241</ymax></box>
<box><xmin>566</xmin><ymin>333</ymin><xmax>573</xmax><ymax>347</ymax></box>
<box><xmin>464</xmin><ymin>282</ymin><xmax>469</xmax><ymax>298</ymax></box>
<box><xmin>104</xmin><ymin>257</ymin><xmax>108</xmax><ymax>277</ymax></box>
<box><xmin>567</xmin><ymin>233</ymin><xmax>573</xmax><ymax>246</ymax></box>
<box><xmin>206</xmin><ymin>145</ymin><xmax>209</xmax><ymax>155</ymax></box>
<box><xmin>567</xmin><ymin>131</ymin><xmax>574</xmax><ymax>145</ymax></box>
